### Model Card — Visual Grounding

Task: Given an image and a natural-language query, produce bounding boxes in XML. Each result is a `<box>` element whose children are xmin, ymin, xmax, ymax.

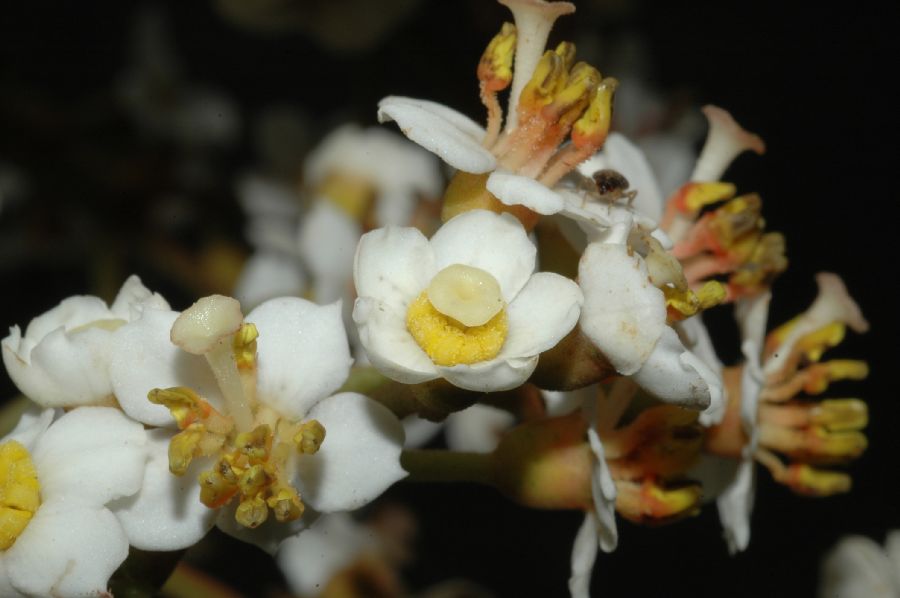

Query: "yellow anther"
<box><xmin>810</xmin><ymin>426</ymin><xmax>868</xmax><ymax>459</ymax></box>
<box><xmin>678</xmin><ymin>182</ymin><xmax>737</xmax><ymax>213</ymax></box>
<box><xmin>406</xmin><ymin>291</ymin><xmax>508</xmax><ymax>366</ymax></box>
<box><xmin>237</xmin><ymin>464</ymin><xmax>271</xmax><ymax>497</ymax></box>
<box><xmin>518</xmin><ymin>50</ymin><xmax>567</xmax><ymax>114</ymax></box>
<box><xmin>233</xmin><ymin>323</ymin><xmax>258</xmax><ymax>370</ymax></box>
<box><xmin>168</xmin><ymin>424</ymin><xmax>208</xmax><ymax>475</ymax></box>
<box><xmin>807</xmin><ymin>360</ymin><xmax>869</xmax><ymax>395</ymax></box>
<box><xmin>813</xmin><ymin>399</ymin><xmax>868</xmax><ymax>432</ymax></box>
<box><xmin>478</xmin><ymin>22</ymin><xmax>517</xmax><ymax>92</ymax></box>
<box><xmin>318</xmin><ymin>172</ymin><xmax>375</xmax><ymax>221</ymax></box>
<box><xmin>665</xmin><ymin>280</ymin><xmax>726</xmax><ymax>319</ymax></box>
<box><xmin>0</xmin><ymin>441</ymin><xmax>41</xmax><ymax>550</ymax></box>
<box><xmin>426</xmin><ymin>264</ymin><xmax>504</xmax><ymax>327</ymax></box>
<box><xmin>784</xmin><ymin>463</ymin><xmax>851</xmax><ymax>497</ymax></box>
<box><xmin>293</xmin><ymin>420</ymin><xmax>327</xmax><ymax>455</ymax></box>
<box><xmin>796</xmin><ymin>322</ymin><xmax>846</xmax><ymax>363</ymax></box>
<box><xmin>570</xmin><ymin>77</ymin><xmax>616</xmax><ymax>149</ymax></box>
<box><xmin>235</xmin><ymin>425</ymin><xmax>271</xmax><ymax>463</ymax></box>
<box><xmin>267</xmin><ymin>486</ymin><xmax>305</xmax><ymax>522</ymax></box>
<box><xmin>548</xmin><ymin>62</ymin><xmax>601</xmax><ymax>127</ymax></box>
<box><xmin>708</xmin><ymin>194</ymin><xmax>764</xmax><ymax>249</ymax></box>
<box><xmin>616</xmin><ymin>479</ymin><xmax>702</xmax><ymax>524</ymax></box>
<box><xmin>235</xmin><ymin>495</ymin><xmax>269</xmax><ymax>529</ymax></box>
<box><xmin>148</xmin><ymin>387</ymin><xmax>208</xmax><ymax>430</ymax></box>
<box><xmin>696</xmin><ymin>280</ymin><xmax>727</xmax><ymax>309</ymax></box>
<box><xmin>199</xmin><ymin>459</ymin><xmax>239</xmax><ymax>509</ymax></box>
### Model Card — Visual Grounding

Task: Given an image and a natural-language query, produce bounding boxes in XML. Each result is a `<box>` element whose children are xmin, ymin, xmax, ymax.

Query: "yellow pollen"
<box><xmin>235</xmin><ymin>495</ymin><xmax>269</xmax><ymax>529</ymax></box>
<box><xmin>0</xmin><ymin>441</ymin><xmax>41</xmax><ymax>550</ymax></box>
<box><xmin>426</xmin><ymin>264</ymin><xmax>504</xmax><ymax>327</ymax></box>
<box><xmin>294</xmin><ymin>420</ymin><xmax>326</xmax><ymax>455</ymax></box>
<box><xmin>233</xmin><ymin>323</ymin><xmax>258</xmax><ymax>371</ymax></box>
<box><xmin>570</xmin><ymin>77</ymin><xmax>616</xmax><ymax>149</ymax></box>
<box><xmin>407</xmin><ymin>289</ymin><xmax>508</xmax><ymax>367</ymax></box>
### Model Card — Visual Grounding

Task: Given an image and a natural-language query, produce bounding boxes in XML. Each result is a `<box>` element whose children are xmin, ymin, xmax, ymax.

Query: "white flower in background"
<box><xmin>819</xmin><ymin>531</ymin><xmax>900</xmax><ymax>598</ymax></box>
<box><xmin>2</xmin><ymin>275</ymin><xmax>168</xmax><ymax>408</ymax></box>
<box><xmin>354</xmin><ymin>209</ymin><xmax>583</xmax><ymax>392</ymax></box>
<box><xmin>107</xmin><ymin>294</ymin><xmax>406</xmax><ymax>554</ymax></box>
<box><xmin>233</xmin><ymin>174</ymin><xmax>307</xmax><ymax>309</ymax></box>
<box><xmin>0</xmin><ymin>407</ymin><xmax>147</xmax><ymax>597</ymax></box>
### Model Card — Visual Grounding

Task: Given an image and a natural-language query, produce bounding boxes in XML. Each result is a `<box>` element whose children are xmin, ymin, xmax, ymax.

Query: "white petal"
<box><xmin>110</xmin><ymin>429</ymin><xmax>216</xmax><ymax>551</ymax></box>
<box><xmin>599</xmin><ymin>133</ymin><xmax>665</xmax><ymax>223</ymax></box>
<box><xmin>295</xmin><ymin>393</ymin><xmax>406</xmax><ymax>513</ymax></box>
<box><xmin>5</xmin><ymin>501</ymin><xmax>128</xmax><ymax>597</ymax></box>
<box><xmin>233</xmin><ymin>251</ymin><xmax>307</xmax><ymax>310</ymax></box>
<box><xmin>277</xmin><ymin>514</ymin><xmax>373</xmax><ymax>597</ymax></box>
<box><xmin>487</xmin><ymin>170</ymin><xmax>566</xmax><ymax>215</ymax></box>
<box><xmin>677</xmin><ymin>316</ymin><xmax>726</xmax><ymax>427</ymax></box>
<box><xmin>250</xmin><ymin>298</ymin><xmax>353</xmax><ymax>421</ymax></box>
<box><xmin>21</xmin><ymin>295</ymin><xmax>114</xmax><ymax>340</ymax></box>
<box><xmin>402</xmin><ymin>415</ymin><xmax>444</xmax><ymax>448</ymax></box>
<box><xmin>542</xmin><ymin>389</ymin><xmax>586</xmax><ymax>417</ymax></box>
<box><xmin>587</xmin><ymin>428</ymin><xmax>618</xmax><ymax>552</ymax></box>
<box><xmin>2</xmin><ymin>407</ymin><xmax>56</xmax><ymax>450</ymax></box>
<box><xmin>430</xmin><ymin>210</ymin><xmax>535</xmax><ymax>302</ymax></box>
<box><xmin>32</xmin><ymin>406</ymin><xmax>147</xmax><ymax>505</ymax></box>
<box><xmin>568</xmin><ymin>513</ymin><xmax>599</xmax><ymax>598</ymax></box>
<box><xmin>353</xmin><ymin>297</ymin><xmax>439</xmax><ymax>384</ymax></box>
<box><xmin>638</xmin><ymin>134</ymin><xmax>697</xmax><ymax>200</ymax></box>
<box><xmin>110</xmin><ymin>308</ymin><xmax>221</xmax><ymax>427</ymax></box>
<box><xmin>354</xmin><ymin>224</ymin><xmax>435</xmax><ymax>312</ymax></box>
<box><xmin>377</xmin><ymin>96</ymin><xmax>495</xmax><ymax>174</ymax></box>
<box><xmin>298</xmin><ymin>201</ymin><xmax>361</xmax><ymax>302</ymax></box>
<box><xmin>631</xmin><ymin>327</ymin><xmax>712</xmax><ymax>409</ymax></box>
<box><xmin>2</xmin><ymin>324</ymin><xmax>114</xmax><ymax>408</ymax></box>
<box><xmin>237</xmin><ymin>173</ymin><xmax>300</xmax><ymax>220</ymax></box>
<box><xmin>444</xmin><ymin>404</ymin><xmax>515</xmax><ymax>453</ymax></box>
<box><xmin>578</xmin><ymin>241</ymin><xmax>666</xmax><ymax>375</ymax></box>
<box><xmin>0</xmin><ymin>560</ymin><xmax>26</xmax><ymax>598</ymax></box>
<box><xmin>438</xmin><ymin>355</ymin><xmax>537</xmax><ymax>393</ymax></box>
<box><xmin>109</xmin><ymin>274</ymin><xmax>170</xmax><ymax>320</ymax></box>
<box><xmin>501</xmin><ymin>272</ymin><xmax>583</xmax><ymax>359</ymax></box>
<box><xmin>716</xmin><ymin>456</ymin><xmax>755</xmax><ymax>554</ymax></box>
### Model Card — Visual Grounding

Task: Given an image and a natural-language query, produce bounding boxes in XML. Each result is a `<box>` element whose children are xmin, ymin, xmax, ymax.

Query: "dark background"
<box><xmin>1</xmin><ymin>1</ymin><xmax>896</xmax><ymax>596</ymax></box>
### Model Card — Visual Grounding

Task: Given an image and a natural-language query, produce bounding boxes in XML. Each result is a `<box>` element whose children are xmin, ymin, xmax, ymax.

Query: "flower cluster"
<box><xmin>0</xmin><ymin>0</ymin><xmax>872</xmax><ymax>596</ymax></box>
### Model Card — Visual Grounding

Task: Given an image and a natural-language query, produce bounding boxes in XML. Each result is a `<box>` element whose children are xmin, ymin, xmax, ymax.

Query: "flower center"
<box><xmin>407</xmin><ymin>265</ymin><xmax>508</xmax><ymax>366</ymax></box>
<box><xmin>151</xmin><ymin>295</ymin><xmax>328</xmax><ymax>529</ymax></box>
<box><xmin>0</xmin><ymin>440</ymin><xmax>41</xmax><ymax>550</ymax></box>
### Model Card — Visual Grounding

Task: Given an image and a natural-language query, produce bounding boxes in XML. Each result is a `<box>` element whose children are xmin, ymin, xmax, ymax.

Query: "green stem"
<box><xmin>401</xmin><ymin>449</ymin><xmax>496</xmax><ymax>486</ymax></box>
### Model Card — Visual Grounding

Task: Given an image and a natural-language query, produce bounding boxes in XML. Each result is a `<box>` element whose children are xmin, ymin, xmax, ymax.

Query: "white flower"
<box><xmin>819</xmin><ymin>531</ymin><xmax>900</xmax><ymax>598</ymax></box>
<box><xmin>2</xmin><ymin>275</ymin><xmax>168</xmax><ymax>408</ymax></box>
<box><xmin>0</xmin><ymin>407</ymin><xmax>147</xmax><ymax>597</ymax></box>
<box><xmin>106</xmin><ymin>294</ymin><xmax>406</xmax><ymax>553</ymax></box>
<box><xmin>353</xmin><ymin>209</ymin><xmax>583</xmax><ymax>392</ymax></box>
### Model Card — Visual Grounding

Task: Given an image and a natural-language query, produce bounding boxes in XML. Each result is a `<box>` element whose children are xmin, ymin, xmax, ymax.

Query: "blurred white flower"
<box><xmin>819</xmin><ymin>531</ymin><xmax>900</xmax><ymax>598</ymax></box>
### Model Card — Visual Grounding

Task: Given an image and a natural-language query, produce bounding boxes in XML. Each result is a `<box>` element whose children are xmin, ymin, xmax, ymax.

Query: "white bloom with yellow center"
<box><xmin>2</xmin><ymin>275</ymin><xmax>168</xmax><ymax>408</ymax></box>
<box><xmin>353</xmin><ymin>209</ymin><xmax>583</xmax><ymax>392</ymax></box>
<box><xmin>0</xmin><ymin>407</ymin><xmax>147</xmax><ymax>597</ymax></box>
<box><xmin>106</xmin><ymin>294</ymin><xmax>406</xmax><ymax>553</ymax></box>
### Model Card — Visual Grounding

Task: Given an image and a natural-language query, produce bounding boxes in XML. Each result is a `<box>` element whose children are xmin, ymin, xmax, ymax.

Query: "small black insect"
<box><xmin>591</xmin><ymin>169</ymin><xmax>637</xmax><ymax>205</ymax></box>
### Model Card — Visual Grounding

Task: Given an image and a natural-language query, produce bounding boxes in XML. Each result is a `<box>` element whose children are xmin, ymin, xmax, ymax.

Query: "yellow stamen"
<box><xmin>761</xmin><ymin>360</ymin><xmax>869</xmax><ymax>401</ymax></box>
<box><xmin>294</xmin><ymin>420</ymin><xmax>327</xmax><ymax>455</ymax></box>
<box><xmin>664</xmin><ymin>280</ymin><xmax>726</xmax><ymax>320</ymax></box>
<box><xmin>406</xmin><ymin>291</ymin><xmax>508</xmax><ymax>366</ymax></box>
<box><xmin>570</xmin><ymin>77</ymin><xmax>616</xmax><ymax>150</ymax></box>
<box><xmin>615</xmin><ymin>479</ymin><xmax>702</xmax><ymax>524</ymax></box>
<box><xmin>677</xmin><ymin>181</ymin><xmax>737</xmax><ymax>214</ymax></box>
<box><xmin>785</xmin><ymin>463</ymin><xmax>851</xmax><ymax>497</ymax></box>
<box><xmin>0</xmin><ymin>441</ymin><xmax>41</xmax><ymax>550</ymax></box>
<box><xmin>796</xmin><ymin>322</ymin><xmax>846</xmax><ymax>363</ymax></box>
<box><xmin>267</xmin><ymin>485</ymin><xmax>304</xmax><ymax>522</ymax></box>
<box><xmin>235</xmin><ymin>495</ymin><xmax>269</xmax><ymax>529</ymax></box>
<box><xmin>235</xmin><ymin>425</ymin><xmax>271</xmax><ymax>462</ymax></box>
<box><xmin>148</xmin><ymin>387</ymin><xmax>231</xmax><ymax>433</ymax></box>
<box><xmin>517</xmin><ymin>49</ymin><xmax>567</xmax><ymax>117</ymax></box>
<box><xmin>168</xmin><ymin>424</ymin><xmax>208</xmax><ymax>475</ymax></box>
<box><xmin>233</xmin><ymin>323</ymin><xmax>258</xmax><ymax>371</ymax></box>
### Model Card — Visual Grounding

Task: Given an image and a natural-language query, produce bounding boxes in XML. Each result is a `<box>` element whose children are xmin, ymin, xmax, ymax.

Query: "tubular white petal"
<box><xmin>578</xmin><ymin>241</ymin><xmax>666</xmax><ymax>375</ymax></box>
<box><xmin>233</xmin><ymin>251</ymin><xmax>307</xmax><ymax>310</ymax></box>
<box><xmin>587</xmin><ymin>427</ymin><xmax>618</xmax><ymax>552</ymax></box>
<box><xmin>438</xmin><ymin>355</ymin><xmax>538</xmax><ymax>393</ymax></box>
<box><xmin>819</xmin><ymin>535</ymin><xmax>900</xmax><ymax>598</ymax></box>
<box><xmin>110</xmin><ymin>274</ymin><xmax>170</xmax><ymax>319</ymax></box>
<box><xmin>249</xmin><ymin>298</ymin><xmax>353</xmax><ymax>422</ymax></box>
<box><xmin>430</xmin><ymin>210</ymin><xmax>536</xmax><ymax>302</ymax></box>
<box><xmin>402</xmin><ymin>415</ymin><xmax>444</xmax><ymax>448</ymax></box>
<box><xmin>377</xmin><ymin>96</ymin><xmax>495</xmax><ymax>174</ymax></box>
<box><xmin>716</xmin><ymin>456</ymin><xmax>755</xmax><ymax>554</ymax></box>
<box><xmin>216</xmin><ymin>506</ymin><xmax>315</xmax><ymax>556</ymax></box>
<box><xmin>298</xmin><ymin>201</ymin><xmax>361</xmax><ymax>302</ymax></box>
<box><xmin>110</xmin><ymin>430</ymin><xmax>216</xmax><ymax>551</ymax></box>
<box><xmin>487</xmin><ymin>170</ymin><xmax>566</xmax><ymax>215</ymax></box>
<box><xmin>295</xmin><ymin>393</ymin><xmax>406</xmax><ymax>513</ymax></box>
<box><xmin>1</xmin><ymin>407</ymin><xmax>55</xmax><ymax>450</ymax></box>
